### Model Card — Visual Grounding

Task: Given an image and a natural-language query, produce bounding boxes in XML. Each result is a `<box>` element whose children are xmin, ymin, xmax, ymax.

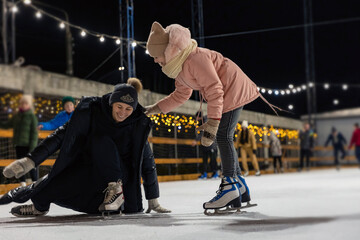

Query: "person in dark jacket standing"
<box><xmin>349</xmin><ymin>123</ymin><xmax>360</xmax><ymax>167</ymax></box>
<box><xmin>0</xmin><ymin>95</ymin><xmax>38</xmax><ymax>186</ymax></box>
<box><xmin>37</xmin><ymin>96</ymin><xmax>75</xmax><ymax>130</ymax></box>
<box><xmin>193</xmin><ymin>111</ymin><xmax>219</xmax><ymax>179</ymax></box>
<box><xmin>1</xmin><ymin>78</ymin><xmax>170</xmax><ymax>217</ymax></box>
<box><xmin>324</xmin><ymin>127</ymin><xmax>347</xmax><ymax>170</ymax></box>
<box><xmin>298</xmin><ymin>123</ymin><xmax>315</xmax><ymax>171</ymax></box>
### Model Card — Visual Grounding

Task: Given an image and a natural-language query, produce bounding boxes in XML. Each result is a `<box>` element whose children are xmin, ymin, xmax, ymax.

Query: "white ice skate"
<box><xmin>10</xmin><ymin>204</ymin><xmax>48</xmax><ymax>217</ymax></box>
<box><xmin>98</xmin><ymin>180</ymin><xmax>124</xmax><ymax>217</ymax></box>
<box><xmin>203</xmin><ymin>176</ymin><xmax>242</xmax><ymax>216</ymax></box>
<box><xmin>236</xmin><ymin>175</ymin><xmax>258</xmax><ymax>209</ymax></box>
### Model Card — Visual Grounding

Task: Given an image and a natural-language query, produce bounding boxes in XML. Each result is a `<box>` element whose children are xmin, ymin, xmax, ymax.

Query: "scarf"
<box><xmin>162</xmin><ymin>39</ymin><xmax>198</xmax><ymax>79</ymax></box>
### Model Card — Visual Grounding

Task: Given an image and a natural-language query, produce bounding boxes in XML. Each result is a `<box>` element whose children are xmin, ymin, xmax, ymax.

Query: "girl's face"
<box><xmin>19</xmin><ymin>100</ymin><xmax>31</xmax><ymax>111</ymax></box>
<box><xmin>153</xmin><ymin>55</ymin><xmax>166</xmax><ymax>67</ymax></box>
<box><xmin>64</xmin><ymin>102</ymin><xmax>75</xmax><ymax>114</ymax></box>
<box><xmin>112</xmin><ymin>102</ymin><xmax>134</xmax><ymax>123</ymax></box>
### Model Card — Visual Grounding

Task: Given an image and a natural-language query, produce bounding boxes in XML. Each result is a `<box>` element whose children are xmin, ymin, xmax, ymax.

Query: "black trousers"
<box><xmin>15</xmin><ymin>146</ymin><xmax>38</xmax><ymax>182</ymax></box>
<box><xmin>32</xmin><ymin>135</ymin><xmax>123</xmax><ymax>213</ymax></box>
<box><xmin>273</xmin><ymin>156</ymin><xmax>283</xmax><ymax>169</ymax></box>
<box><xmin>201</xmin><ymin>148</ymin><xmax>218</xmax><ymax>173</ymax></box>
<box><xmin>333</xmin><ymin>145</ymin><xmax>346</xmax><ymax>165</ymax></box>
<box><xmin>299</xmin><ymin>149</ymin><xmax>311</xmax><ymax>169</ymax></box>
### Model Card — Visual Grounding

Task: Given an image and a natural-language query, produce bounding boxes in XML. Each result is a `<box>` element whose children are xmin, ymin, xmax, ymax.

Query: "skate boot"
<box><xmin>203</xmin><ymin>176</ymin><xmax>241</xmax><ymax>215</ymax></box>
<box><xmin>98</xmin><ymin>180</ymin><xmax>124</xmax><ymax>216</ymax></box>
<box><xmin>211</xmin><ymin>171</ymin><xmax>219</xmax><ymax>179</ymax></box>
<box><xmin>198</xmin><ymin>172</ymin><xmax>207</xmax><ymax>179</ymax></box>
<box><xmin>10</xmin><ymin>204</ymin><xmax>48</xmax><ymax>217</ymax></box>
<box><xmin>236</xmin><ymin>175</ymin><xmax>258</xmax><ymax>209</ymax></box>
<box><xmin>243</xmin><ymin>171</ymin><xmax>249</xmax><ymax>177</ymax></box>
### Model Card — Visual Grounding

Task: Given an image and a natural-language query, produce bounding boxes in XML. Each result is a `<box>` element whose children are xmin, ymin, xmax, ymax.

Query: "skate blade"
<box><xmin>101</xmin><ymin>210</ymin><xmax>123</xmax><ymax>218</ymax></box>
<box><xmin>240</xmin><ymin>202</ymin><xmax>258</xmax><ymax>209</ymax></box>
<box><xmin>204</xmin><ymin>206</ymin><xmax>242</xmax><ymax>216</ymax></box>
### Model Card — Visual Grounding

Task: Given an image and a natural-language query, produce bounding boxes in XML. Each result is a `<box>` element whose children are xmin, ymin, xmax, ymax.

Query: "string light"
<box><xmin>99</xmin><ymin>36</ymin><xmax>105</xmax><ymax>42</ymax></box>
<box><xmin>59</xmin><ymin>22</ymin><xmax>65</xmax><ymax>29</ymax></box>
<box><xmin>333</xmin><ymin>99</ymin><xmax>339</xmax><ymax>105</ymax></box>
<box><xmin>289</xmin><ymin>84</ymin><xmax>294</xmax><ymax>89</ymax></box>
<box><xmin>274</xmin><ymin>90</ymin><xmax>279</xmax><ymax>95</ymax></box>
<box><xmin>118</xmin><ymin>66</ymin><xmax>125</xmax><ymax>71</ymax></box>
<box><xmin>80</xmin><ymin>30</ymin><xmax>86</xmax><ymax>37</ymax></box>
<box><xmin>145</xmin><ymin>49</ymin><xmax>149</xmax><ymax>54</ymax></box>
<box><xmin>35</xmin><ymin>11</ymin><xmax>42</xmax><ymax>18</ymax></box>
<box><xmin>115</xmin><ymin>39</ymin><xmax>121</xmax><ymax>45</ymax></box>
<box><xmin>11</xmin><ymin>6</ymin><xmax>18</xmax><ymax>13</ymax></box>
<box><xmin>23</xmin><ymin>0</ymin><xmax>31</xmax><ymax>5</ymax></box>
<box><xmin>131</xmin><ymin>41</ymin><xmax>137</xmax><ymax>47</ymax></box>
<box><xmin>342</xmin><ymin>84</ymin><xmax>348</xmax><ymax>90</ymax></box>
<box><xmin>267</xmin><ymin>90</ymin><xmax>272</xmax><ymax>95</ymax></box>
<box><xmin>324</xmin><ymin>83</ymin><xmax>330</xmax><ymax>89</ymax></box>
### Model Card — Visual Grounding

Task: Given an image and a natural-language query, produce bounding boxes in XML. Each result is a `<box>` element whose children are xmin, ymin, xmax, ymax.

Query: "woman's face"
<box><xmin>64</xmin><ymin>102</ymin><xmax>75</xmax><ymax>113</ymax></box>
<box><xmin>153</xmin><ymin>55</ymin><xmax>166</xmax><ymax>67</ymax></box>
<box><xmin>112</xmin><ymin>102</ymin><xmax>134</xmax><ymax>123</ymax></box>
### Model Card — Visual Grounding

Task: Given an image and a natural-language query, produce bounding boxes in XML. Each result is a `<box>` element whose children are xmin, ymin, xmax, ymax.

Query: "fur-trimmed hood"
<box><xmin>164</xmin><ymin>24</ymin><xmax>192</xmax><ymax>63</ymax></box>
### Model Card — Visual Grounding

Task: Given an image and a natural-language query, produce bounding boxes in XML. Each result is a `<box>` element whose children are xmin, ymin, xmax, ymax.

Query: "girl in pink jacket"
<box><xmin>145</xmin><ymin>22</ymin><xmax>258</xmax><ymax>214</ymax></box>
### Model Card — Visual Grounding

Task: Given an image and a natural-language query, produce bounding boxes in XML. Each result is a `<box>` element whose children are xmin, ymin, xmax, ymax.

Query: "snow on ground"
<box><xmin>1</xmin><ymin>168</ymin><xmax>360</xmax><ymax>240</ymax></box>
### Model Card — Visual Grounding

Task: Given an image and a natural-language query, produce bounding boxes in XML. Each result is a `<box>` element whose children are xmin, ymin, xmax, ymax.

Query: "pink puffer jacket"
<box><xmin>157</xmin><ymin>47</ymin><xmax>260</xmax><ymax>119</ymax></box>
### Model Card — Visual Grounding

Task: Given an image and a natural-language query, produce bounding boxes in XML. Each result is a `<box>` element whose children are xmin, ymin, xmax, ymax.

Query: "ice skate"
<box><xmin>198</xmin><ymin>172</ymin><xmax>207</xmax><ymax>180</ymax></box>
<box><xmin>10</xmin><ymin>204</ymin><xmax>48</xmax><ymax>217</ymax></box>
<box><xmin>203</xmin><ymin>177</ymin><xmax>242</xmax><ymax>216</ymax></box>
<box><xmin>236</xmin><ymin>175</ymin><xmax>258</xmax><ymax>209</ymax></box>
<box><xmin>243</xmin><ymin>171</ymin><xmax>249</xmax><ymax>177</ymax></box>
<box><xmin>211</xmin><ymin>171</ymin><xmax>219</xmax><ymax>179</ymax></box>
<box><xmin>98</xmin><ymin>180</ymin><xmax>124</xmax><ymax>217</ymax></box>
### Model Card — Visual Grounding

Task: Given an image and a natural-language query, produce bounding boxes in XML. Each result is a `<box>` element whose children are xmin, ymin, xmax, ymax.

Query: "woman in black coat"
<box><xmin>1</xmin><ymin>78</ymin><xmax>170</xmax><ymax>217</ymax></box>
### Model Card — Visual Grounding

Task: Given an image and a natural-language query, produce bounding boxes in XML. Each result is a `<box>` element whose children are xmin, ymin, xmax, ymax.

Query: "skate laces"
<box><xmin>103</xmin><ymin>181</ymin><xmax>122</xmax><ymax>204</ymax></box>
<box><xmin>20</xmin><ymin>204</ymin><xmax>37</xmax><ymax>215</ymax></box>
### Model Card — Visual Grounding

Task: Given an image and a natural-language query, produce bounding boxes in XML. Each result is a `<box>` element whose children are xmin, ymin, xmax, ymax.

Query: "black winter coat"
<box><xmin>3</xmin><ymin>95</ymin><xmax>159</xmax><ymax>214</ymax></box>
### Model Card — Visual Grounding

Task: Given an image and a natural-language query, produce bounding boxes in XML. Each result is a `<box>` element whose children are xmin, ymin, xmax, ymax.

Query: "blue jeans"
<box><xmin>216</xmin><ymin>107</ymin><xmax>243</xmax><ymax>177</ymax></box>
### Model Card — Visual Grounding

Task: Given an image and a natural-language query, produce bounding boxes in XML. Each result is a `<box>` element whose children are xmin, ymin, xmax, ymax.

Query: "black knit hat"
<box><xmin>62</xmin><ymin>96</ymin><xmax>75</xmax><ymax>106</ymax></box>
<box><xmin>109</xmin><ymin>83</ymin><xmax>138</xmax><ymax>109</ymax></box>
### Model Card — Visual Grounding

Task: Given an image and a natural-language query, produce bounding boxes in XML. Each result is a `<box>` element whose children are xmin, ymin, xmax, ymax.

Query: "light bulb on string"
<box><xmin>11</xmin><ymin>6</ymin><xmax>18</xmax><ymax>13</ymax></box>
<box><xmin>296</xmin><ymin>87</ymin><xmax>301</xmax><ymax>92</ymax></box>
<box><xmin>301</xmin><ymin>85</ymin><xmax>307</xmax><ymax>90</ymax></box>
<box><xmin>145</xmin><ymin>49</ymin><xmax>149</xmax><ymax>54</ymax></box>
<box><xmin>261</xmin><ymin>88</ymin><xmax>266</xmax><ymax>94</ymax></box>
<box><xmin>24</xmin><ymin>0</ymin><xmax>31</xmax><ymax>5</ymax></box>
<box><xmin>268</xmin><ymin>90</ymin><xmax>273</xmax><ymax>95</ymax></box>
<box><xmin>99</xmin><ymin>36</ymin><xmax>105</xmax><ymax>42</ymax></box>
<box><xmin>274</xmin><ymin>90</ymin><xmax>279</xmax><ymax>95</ymax></box>
<box><xmin>288</xmin><ymin>104</ymin><xmax>294</xmax><ymax>110</ymax></box>
<box><xmin>289</xmin><ymin>84</ymin><xmax>294</xmax><ymax>89</ymax></box>
<box><xmin>308</xmin><ymin>82</ymin><xmax>314</xmax><ymax>87</ymax></box>
<box><xmin>115</xmin><ymin>39</ymin><xmax>121</xmax><ymax>45</ymax></box>
<box><xmin>280</xmin><ymin>90</ymin><xmax>285</xmax><ymax>95</ymax></box>
<box><xmin>333</xmin><ymin>99</ymin><xmax>339</xmax><ymax>105</ymax></box>
<box><xmin>131</xmin><ymin>41</ymin><xmax>137</xmax><ymax>47</ymax></box>
<box><xmin>257</xmin><ymin>87</ymin><xmax>260</xmax><ymax>91</ymax></box>
<box><xmin>59</xmin><ymin>22</ymin><xmax>65</xmax><ymax>29</ymax></box>
<box><xmin>80</xmin><ymin>30</ymin><xmax>86</xmax><ymax>37</ymax></box>
<box><xmin>35</xmin><ymin>11</ymin><xmax>42</xmax><ymax>18</ymax></box>
<box><xmin>324</xmin><ymin>83</ymin><xmax>330</xmax><ymax>89</ymax></box>
<box><xmin>342</xmin><ymin>84</ymin><xmax>348</xmax><ymax>90</ymax></box>
<box><xmin>292</xmin><ymin>89</ymin><xmax>297</xmax><ymax>93</ymax></box>
<box><xmin>286</xmin><ymin>89</ymin><xmax>291</xmax><ymax>95</ymax></box>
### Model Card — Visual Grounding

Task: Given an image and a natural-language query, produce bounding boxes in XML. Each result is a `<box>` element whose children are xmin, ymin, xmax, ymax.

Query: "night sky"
<box><xmin>5</xmin><ymin>0</ymin><xmax>360</xmax><ymax>118</ymax></box>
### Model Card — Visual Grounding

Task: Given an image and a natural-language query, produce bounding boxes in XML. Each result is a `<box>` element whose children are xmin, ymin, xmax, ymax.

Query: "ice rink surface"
<box><xmin>1</xmin><ymin>168</ymin><xmax>360</xmax><ymax>240</ymax></box>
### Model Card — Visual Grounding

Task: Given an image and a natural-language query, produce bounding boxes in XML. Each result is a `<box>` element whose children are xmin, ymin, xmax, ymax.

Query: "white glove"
<box><xmin>3</xmin><ymin>157</ymin><xmax>35</xmax><ymax>179</ymax></box>
<box><xmin>197</xmin><ymin>119</ymin><xmax>220</xmax><ymax>147</ymax></box>
<box><xmin>144</xmin><ymin>104</ymin><xmax>161</xmax><ymax>117</ymax></box>
<box><xmin>145</xmin><ymin>198</ymin><xmax>171</xmax><ymax>213</ymax></box>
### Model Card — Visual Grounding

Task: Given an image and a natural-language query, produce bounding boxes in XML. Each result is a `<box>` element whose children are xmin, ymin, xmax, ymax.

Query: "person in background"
<box><xmin>37</xmin><ymin>96</ymin><xmax>75</xmax><ymax>130</ymax></box>
<box><xmin>0</xmin><ymin>95</ymin><xmax>38</xmax><ymax>186</ymax></box>
<box><xmin>269</xmin><ymin>131</ymin><xmax>283</xmax><ymax>173</ymax></box>
<box><xmin>236</xmin><ymin>120</ymin><xmax>261</xmax><ymax>177</ymax></box>
<box><xmin>298</xmin><ymin>123</ymin><xmax>314</xmax><ymax>171</ymax></box>
<box><xmin>193</xmin><ymin>111</ymin><xmax>219</xmax><ymax>179</ymax></box>
<box><xmin>1</xmin><ymin>78</ymin><xmax>170</xmax><ymax>217</ymax></box>
<box><xmin>349</xmin><ymin>123</ymin><xmax>360</xmax><ymax>167</ymax></box>
<box><xmin>324</xmin><ymin>127</ymin><xmax>347</xmax><ymax>170</ymax></box>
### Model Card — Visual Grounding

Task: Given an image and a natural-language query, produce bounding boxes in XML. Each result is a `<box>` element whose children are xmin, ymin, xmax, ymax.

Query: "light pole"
<box><xmin>32</xmin><ymin>1</ymin><xmax>73</xmax><ymax>75</ymax></box>
<box><xmin>2</xmin><ymin>0</ymin><xmax>9</xmax><ymax>63</ymax></box>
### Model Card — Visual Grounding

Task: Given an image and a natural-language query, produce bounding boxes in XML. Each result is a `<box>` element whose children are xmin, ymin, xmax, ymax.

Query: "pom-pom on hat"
<box><xmin>146</xmin><ymin>22</ymin><xmax>169</xmax><ymax>57</ymax></box>
<box><xmin>109</xmin><ymin>78</ymin><xmax>143</xmax><ymax>109</ymax></box>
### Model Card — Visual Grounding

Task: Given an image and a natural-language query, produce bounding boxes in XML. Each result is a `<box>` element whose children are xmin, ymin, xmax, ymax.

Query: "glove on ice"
<box><xmin>146</xmin><ymin>198</ymin><xmax>171</xmax><ymax>213</ymax></box>
<box><xmin>197</xmin><ymin>119</ymin><xmax>220</xmax><ymax>147</ymax></box>
<box><xmin>144</xmin><ymin>104</ymin><xmax>161</xmax><ymax>117</ymax></box>
<box><xmin>3</xmin><ymin>157</ymin><xmax>35</xmax><ymax>179</ymax></box>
